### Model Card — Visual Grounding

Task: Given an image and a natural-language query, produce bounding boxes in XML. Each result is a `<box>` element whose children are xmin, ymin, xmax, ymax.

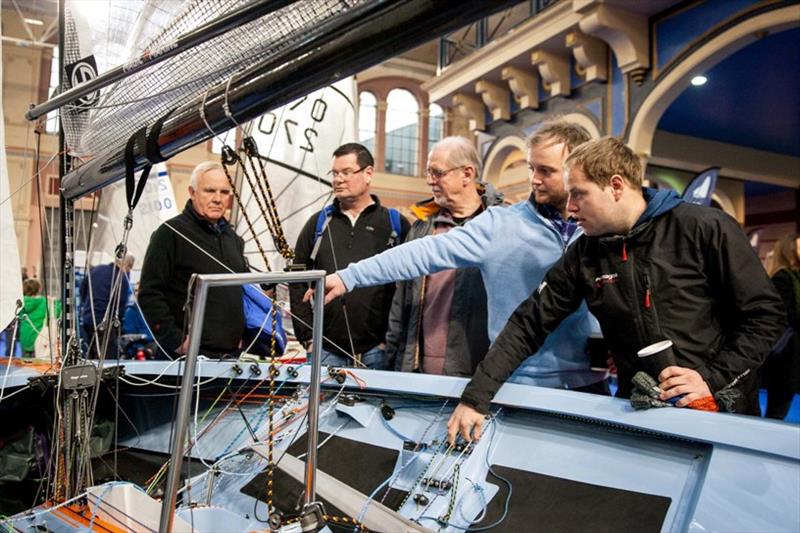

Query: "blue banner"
<box><xmin>682</xmin><ymin>167</ymin><xmax>719</xmax><ymax>206</ymax></box>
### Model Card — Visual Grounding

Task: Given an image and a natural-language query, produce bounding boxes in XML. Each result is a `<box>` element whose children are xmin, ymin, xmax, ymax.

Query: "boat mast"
<box><xmin>57</xmin><ymin>0</ymin><xmax>76</xmax><ymax>365</ymax></box>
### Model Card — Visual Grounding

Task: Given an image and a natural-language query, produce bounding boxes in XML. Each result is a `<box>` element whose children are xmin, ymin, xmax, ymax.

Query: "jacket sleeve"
<box><xmin>695</xmin><ymin>214</ymin><xmax>787</xmax><ymax>393</ymax></box>
<box><xmin>338</xmin><ymin>207</ymin><xmax>497</xmax><ymax>291</ymax></box>
<box><xmin>399</xmin><ymin>215</ymin><xmax>411</xmax><ymax>243</ymax></box>
<box><xmin>460</xmin><ymin>246</ymin><xmax>585</xmax><ymax>413</ymax></box>
<box><xmin>288</xmin><ymin>215</ymin><xmax>318</xmax><ymax>344</ymax></box>
<box><xmin>138</xmin><ymin>227</ymin><xmax>183</xmax><ymax>354</ymax></box>
<box><xmin>119</xmin><ymin>274</ymin><xmax>132</xmax><ymax>321</ymax></box>
<box><xmin>385</xmin><ymin>280</ymin><xmax>408</xmax><ymax>371</ymax></box>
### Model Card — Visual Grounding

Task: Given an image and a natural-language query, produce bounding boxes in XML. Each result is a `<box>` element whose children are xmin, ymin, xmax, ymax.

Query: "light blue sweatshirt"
<box><xmin>338</xmin><ymin>199</ymin><xmax>603</xmax><ymax>388</ymax></box>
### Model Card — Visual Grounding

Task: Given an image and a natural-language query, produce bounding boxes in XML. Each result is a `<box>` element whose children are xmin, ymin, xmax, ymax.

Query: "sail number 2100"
<box><xmin>257</xmin><ymin>96</ymin><xmax>328</xmax><ymax>153</ymax></box>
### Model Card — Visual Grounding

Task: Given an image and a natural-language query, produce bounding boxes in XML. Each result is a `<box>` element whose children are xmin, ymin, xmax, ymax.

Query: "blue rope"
<box><xmin>380</xmin><ymin>412</ymin><xmax>419</xmax><ymax>443</ymax></box>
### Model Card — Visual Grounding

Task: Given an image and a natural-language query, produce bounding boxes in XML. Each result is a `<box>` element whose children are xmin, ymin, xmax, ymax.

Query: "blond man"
<box><xmin>449</xmin><ymin>137</ymin><xmax>785</xmax><ymax>442</ymax></box>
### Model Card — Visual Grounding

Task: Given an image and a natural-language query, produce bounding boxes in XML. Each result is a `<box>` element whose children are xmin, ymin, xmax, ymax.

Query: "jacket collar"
<box><xmin>411</xmin><ymin>183</ymin><xmax>504</xmax><ymax>222</ymax></box>
<box><xmin>331</xmin><ymin>194</ymin><xmax>381</xmax><ymax>214</ymax></box>
<box><xmin>183</xmin><ymin>200</ymin><xmax>229</xmax><ymax>234</ymax></box>
<box><xmin>597</xmin><ymin>188</ymin><xmax>683</xmax><ymax>245</ymax></box>
<box><xmin>634</xmin><ymin>188</ymin><xmax>682</xmax><ymax>227</ymax></box>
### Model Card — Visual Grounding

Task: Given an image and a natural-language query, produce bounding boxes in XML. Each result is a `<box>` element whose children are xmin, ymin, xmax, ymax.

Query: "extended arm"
<box><xmin>449</xmin><ymin>249</ymin><xmax>584</xmax><ymax>443</ymax></box>
<box><xmin>338</xmin><ymin>208</ymin><xmax>497</xmax><ymax>291</ymax></box>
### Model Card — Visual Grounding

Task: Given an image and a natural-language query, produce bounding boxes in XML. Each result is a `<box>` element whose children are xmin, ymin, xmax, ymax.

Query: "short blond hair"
<box><xmin>564</xmin><ymin>137</ymin><xmax>642</xmax><ymax>188</ymax></box>
<box><xmin>190</xmin><ymin>161</ymin><xmax>224</xmax><ymax>189</ymax></box>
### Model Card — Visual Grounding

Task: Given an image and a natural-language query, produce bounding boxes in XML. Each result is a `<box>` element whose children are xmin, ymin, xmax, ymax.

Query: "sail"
<box><xmin>681</xmin><ymin>167</ymin><xmax>719</xmax><ymax>207</ymax></box>
<box><xmin>88</xmin><ymin>163</ymin><xmax>178</xmax><ymax>269</ymax></box>
<box><xmin>236</xmin><ymin>77</ymin><xmax>357</xmax><ymax>272</ymax></box>
<box><xmin>0</xmin><ymin>41</ymin><xmax>24</xmax><ymax>330</ymax></box>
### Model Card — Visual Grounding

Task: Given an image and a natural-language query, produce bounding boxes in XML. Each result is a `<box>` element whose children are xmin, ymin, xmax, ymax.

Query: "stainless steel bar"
<box><xmin>304</xmin><ymin>274</ymin><xmax>325</xmax><ymax>505</ymax></box>
<box><xmin>157</xmin><ymin>270</ymin><xmax>326</xmax><ymax>532</ymax></box>
<box><xmin>158</xmin><ymin>274</ymin><xmax>208</xmax><ymax>533</ymax></box>
<box><xmin>25</xmin><ymin>0</ymin><xmax>295</xmax><ymax>121</ymax></box>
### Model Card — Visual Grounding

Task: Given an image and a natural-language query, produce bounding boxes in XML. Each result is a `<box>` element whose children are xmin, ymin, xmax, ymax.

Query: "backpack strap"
<box><xmin>387</xmin><ymin>207</ymin><xmax>402</xmax><ymax>247</ymax></box>
<box><xmin>310</xmin><ymin>205</ymin><xmax>401</xmax><ymax>263</ymax></box>
<box><xmin>309</xmin><ymin>204</ymin><xmax>336</xmax><ymax>263</ymax></box>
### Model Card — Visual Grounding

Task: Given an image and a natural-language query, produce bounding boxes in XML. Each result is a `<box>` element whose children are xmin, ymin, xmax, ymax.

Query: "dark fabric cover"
<box><xmin>473</xmin><ymin>465</ymin><xmax>671</xmax><ymax>532</ymax></box>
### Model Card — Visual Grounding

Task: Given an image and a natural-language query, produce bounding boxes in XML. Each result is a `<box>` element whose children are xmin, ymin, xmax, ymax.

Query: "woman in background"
<box><xmin>763</xmin><ymin>233</ymin><xmax>800</xmax><ymax>419</ymax></box>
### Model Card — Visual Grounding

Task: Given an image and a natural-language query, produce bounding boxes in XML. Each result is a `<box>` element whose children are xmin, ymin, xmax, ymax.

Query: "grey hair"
<box><xmin>430</xmin><ymin>136</ymin><xmax>482</xmax><ymax>179</ymax></box>
<box><xmin>115</xmin><ymin>254</ymin><xmax>135</xmax><ymax>270</ymax></box>
<box><xmin>190</xmin><ymin>161</ymin><xmax>224</xmax><ymax>189</ymax></box>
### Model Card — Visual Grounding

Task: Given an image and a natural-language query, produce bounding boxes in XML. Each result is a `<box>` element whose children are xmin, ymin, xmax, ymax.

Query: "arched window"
<box><xmin>358</xmin><ymin>91</ymin><xmax>377</xmax><ymax>153</ymax></box>
<box><xmin>384</xmin><ymin>88</ymin><xmax>419</xmax><ymax>176</ymax></box>
<box><xmin>428</xmin><ymin>103</ymin><xmax>444</xmax><ymax>152</ymax></box>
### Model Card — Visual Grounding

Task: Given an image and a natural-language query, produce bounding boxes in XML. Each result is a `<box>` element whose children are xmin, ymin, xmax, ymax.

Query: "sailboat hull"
<box><xmin>3</xmin><ymin>361</ymin><xmax>799</xmax><ymax>532</ymax></box>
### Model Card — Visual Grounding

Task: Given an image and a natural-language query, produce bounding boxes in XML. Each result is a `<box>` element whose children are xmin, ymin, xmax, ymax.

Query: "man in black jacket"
<box><xmin>449</xmin><ymin>137</ymin><xmax>785</xmax><ymax>442</ymax></box>
<box><xmin>139</xmin><ymin>161</ymin><xmax>248</xmax><ymax>357</ymax></box>
<box><xmin>289</xmin><ymin>143</ymin><xmax>409</xmax><ymax>368</ymax></box>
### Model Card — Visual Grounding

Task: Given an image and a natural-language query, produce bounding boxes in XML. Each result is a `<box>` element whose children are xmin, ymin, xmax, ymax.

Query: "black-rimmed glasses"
<box><xmin>327</xmin><ymin>166</ymin><xmax>367</xmax><ymax>179</ymax></box>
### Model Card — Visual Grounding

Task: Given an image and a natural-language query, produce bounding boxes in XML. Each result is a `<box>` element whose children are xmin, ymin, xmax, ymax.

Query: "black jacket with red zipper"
<box><xmin>461</xmin><ymin>189</ymin><xmax>785</xmax><ymax>416</ymax></box>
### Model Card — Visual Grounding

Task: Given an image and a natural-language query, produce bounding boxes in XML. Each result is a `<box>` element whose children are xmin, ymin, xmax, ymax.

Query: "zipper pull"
<box><xmin>621</xmin><ymin>241</ymin><xmax>628</xmax><ymax>262</ymax></box>
<box><xmin>644</xmin><ymin>273</ymin><xmax>651</xmax><ymax>308</ymax></box>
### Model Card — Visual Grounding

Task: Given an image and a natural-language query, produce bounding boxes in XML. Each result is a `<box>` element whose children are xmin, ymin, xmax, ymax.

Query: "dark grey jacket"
<box><xmin>387</xmin><ymin>188</ymin><xmax>504</xmax><ymax>376</ymax></box>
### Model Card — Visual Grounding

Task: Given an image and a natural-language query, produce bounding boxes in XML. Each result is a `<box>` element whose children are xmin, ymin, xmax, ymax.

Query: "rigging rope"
<box><xmin>241</xmin><ymin>137</ymin><xmax>294</xmax><ymax>261</ymax></box>
<box><xmin>219</xmin><ymin>145</ymin><xmax>273</xmax><ymax>271</ymax></box>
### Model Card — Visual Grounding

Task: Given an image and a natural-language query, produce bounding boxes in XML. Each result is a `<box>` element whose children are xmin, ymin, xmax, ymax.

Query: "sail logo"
<box><xmin>66</xmin><ymin>55</ymin><xmax>99</xmax><ymax>110</ymax></box>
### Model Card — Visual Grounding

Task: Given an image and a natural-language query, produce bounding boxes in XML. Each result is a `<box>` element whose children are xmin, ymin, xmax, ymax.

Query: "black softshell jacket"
<box><xmin>139</xmin><ymin>201</ymin><xmax>248</xmax><ymax>354</ymax></box>
<box><xmin>462</xmin><ymin>195</ymin><xmax>785</xmax><ymax>415</ymax></box>
<box><xmin>289</xmin><ymin>196</ymin><xmax>410</xmax><ymax>357</ymax></box>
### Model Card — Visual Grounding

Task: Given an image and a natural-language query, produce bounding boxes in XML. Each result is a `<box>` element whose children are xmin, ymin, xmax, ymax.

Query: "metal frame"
<box><xmin>158</xmin><ymin>270</ymin><xmax>326</xmax><ymax>533</ymax></box>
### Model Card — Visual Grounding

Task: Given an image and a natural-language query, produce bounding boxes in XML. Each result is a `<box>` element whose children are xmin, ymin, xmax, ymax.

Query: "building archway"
<box><xmin>628</xmin><ymin>5</ymin><xmax>800</xmax><ymax>157</ymax></box>
<box><xmin>558</xmin><ymin>112</ymin><xmax>601</xmax><ymax>140</ymax></box>
<box><xmin>482</xmin><ymin>135</ymin><xmax>528</xmax><ymax>201</ymax></box>
<box><xmin>483</xmin><ymin>113</ymin><xmax>601</xmax><ymax>201</ymax></box>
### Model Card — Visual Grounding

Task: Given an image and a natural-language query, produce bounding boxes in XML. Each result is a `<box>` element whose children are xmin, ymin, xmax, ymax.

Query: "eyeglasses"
<box><xmin>426</xmin><ymin>165</ymin><xmax>464</xmax><ymax>180</ymax></box>
<box><xmin>328</xmin><ymin>166</ymin><xmax>367</xmax><ymax>179</ymax></box>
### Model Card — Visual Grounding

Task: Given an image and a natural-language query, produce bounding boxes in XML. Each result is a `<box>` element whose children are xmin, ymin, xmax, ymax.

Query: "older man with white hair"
<box><xmin>385</xmin><ymin>136</ymin><xmax>504</xmax><ymax>375</ymax></box>
<box><xmin>139</xmin><ymin>161</ymin><xmax>248</xmax><ymax>358</ymax></box>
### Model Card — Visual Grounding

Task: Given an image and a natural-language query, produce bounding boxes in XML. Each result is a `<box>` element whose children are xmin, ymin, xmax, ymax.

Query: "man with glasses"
<box><xmin>377</xmin><ymin>136</ymin><xmax>503</xmax><ymax>376</ymax></box>
<box><xmin>289</xmin><ymin>143</ymin><xmax>409</xmax><ymax>369</ymax></box>
<box><xmin>314</xmin><ymin>121</ymin><xmax>607</xmax><ymax>391</ymax></box>
<box><xmin>139</xmin><ymin>161</ymin><xmax>249</xmax><ymax>358</ymax></box>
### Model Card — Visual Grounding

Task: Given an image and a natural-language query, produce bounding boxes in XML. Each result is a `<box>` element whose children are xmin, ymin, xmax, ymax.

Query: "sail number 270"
<box><xmin>257</xmin><ymin>96</ymin><xmax>328</xmax><ymax>153</ymax></box>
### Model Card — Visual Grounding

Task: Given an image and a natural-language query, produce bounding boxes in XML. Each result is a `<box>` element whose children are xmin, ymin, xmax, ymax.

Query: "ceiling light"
<box><xmin>24</xmin><ymin>18</ymin><xmax>44</xmax><ymax>26</ymax></box>
<box><xmin>690</xmin><ymin>75</ymin><xmax>708</xmax><ymax>86</ymax></box>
